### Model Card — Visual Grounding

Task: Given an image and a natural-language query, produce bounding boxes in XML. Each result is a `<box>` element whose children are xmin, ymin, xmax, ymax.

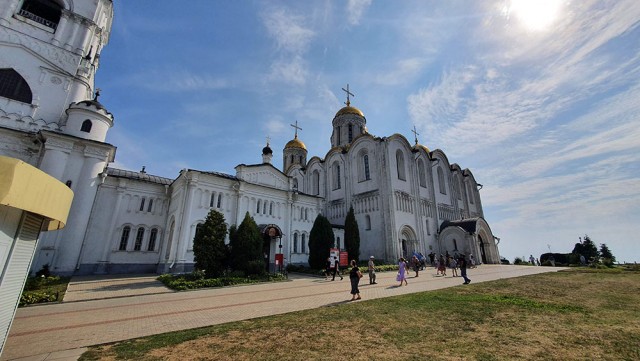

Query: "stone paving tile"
<box><xmin>63</xmin><ymin>274</ymin><xmax>172</xmax><ymax>302</ymax></box>
<box><xmin>1</xmin><ymin>265</ymin><xmax>565</xmax><ymax>361</ymax></box>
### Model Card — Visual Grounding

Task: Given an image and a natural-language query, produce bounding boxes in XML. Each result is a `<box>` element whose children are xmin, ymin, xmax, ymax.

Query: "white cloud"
<box><xmin>346</xmin><ymin>0</ymin><xmax>372</xmax><ymax>26</ymax></box>
<box><xmin>122</xmin><ymin>69</ymin><xmax>229</xmax><ymax>92</ymax></box>
<box><xmin>375</xmin><ymin>58</ymin><xmax>425</xmax><ymax>86</ymax></box>
<box><xmin>262</xmin><ymin>7</ymin><xmax>315</xmax><ymax>54</ymax></box>
<box><xmin>267</xmin><ymin>56</ymin><xmax>308</xmax><ymax>85</ymax></box>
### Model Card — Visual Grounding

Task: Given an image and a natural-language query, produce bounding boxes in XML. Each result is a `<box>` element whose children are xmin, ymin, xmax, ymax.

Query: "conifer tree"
<box><xmin>599</xmin><ymin>243</ymin><xmax>616</xmax><ymax>263</ymax></box>
<box><xmin>572</xmin><ymin>234</ymin><xmax>599</xmax><ymax>262</ymax></box>
<box><xmin>308</xmin><ymin>214</ymin><xmax>335</xmax><ymax>269</ymax></box>
<box><xmin>344</xmin><ymin>206</ymin><xmax>360</xmax><ymax>262</ymax></box>
<box><xmin>192</xmin><ymin>209</ymin><xmax>228</xmax><ymax>278</ymax></box>
<box><xmin>229</xmin><ymin>212</ymin><xmax>264</xmax><ymax>275</ymax></box>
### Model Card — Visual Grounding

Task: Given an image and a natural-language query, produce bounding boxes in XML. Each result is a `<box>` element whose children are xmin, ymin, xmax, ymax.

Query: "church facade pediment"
<box><xmin>235</xmin><ymin>163</ymin><xmax>290</xmax><ymax>191</ymax></box>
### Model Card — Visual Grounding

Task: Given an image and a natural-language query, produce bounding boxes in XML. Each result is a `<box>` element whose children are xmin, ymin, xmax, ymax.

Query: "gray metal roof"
<box><xmin>106</xmin><ymin>168</ymin><xmax>173</xmax><ymax>185</ymax></box>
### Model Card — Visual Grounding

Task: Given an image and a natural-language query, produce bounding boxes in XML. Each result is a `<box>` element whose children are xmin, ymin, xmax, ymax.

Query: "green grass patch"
<box><xmin>81</xmin><ymin>268</ymin><xmax>640</xmax><ymax>361</ymax></box>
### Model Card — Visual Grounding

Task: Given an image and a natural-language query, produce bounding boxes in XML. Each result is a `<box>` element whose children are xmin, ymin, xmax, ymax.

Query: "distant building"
<box><xmin>0</xmin><ymin>0</ymin><xmax>500</xmax><ymax>276</ymax></box>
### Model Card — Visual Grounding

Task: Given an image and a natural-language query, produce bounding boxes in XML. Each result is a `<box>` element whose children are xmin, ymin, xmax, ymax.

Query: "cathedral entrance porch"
<box><xmin>260</xmin><ymin>224</ymin><xmax>283</xmax><ymax>273</ymax></box>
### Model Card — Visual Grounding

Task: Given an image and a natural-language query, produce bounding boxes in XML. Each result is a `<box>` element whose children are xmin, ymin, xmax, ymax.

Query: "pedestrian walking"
<box><xmin>349</xmin><ymin>260</ymin><xmax>362</xmax><ymax>301</ymax></box>
<box><xmin>324</xmin><ymin>257</ymin><xmax>332</xmax><ymax>280</ymax></box>
<box><xmin>412</xmin><ymin>255</ymin><xmax>420</xmax><ymax>277</ymax></box>
<box><xmin>459</xmin><ymin>254</ymin><xmax>471</xmax><ymax>284</ymax></box>
<box><xmin>449</xmin><ymin>256</ymin><xmax>458</xmax><ymax>277</ymax></box>
<box><xmin>396</xmin><ymin>257</ymin><xmax>408</xmax><ymax>286</ymax></box>
<box><xmin>469</xmin><ymin>254</ymin><xmax>476</xmax><ymax>268</ymax></box>
<box><xmin>368</xmin><ymin>256</ymin><xmax>377</xmax><ymax>284</ymax></box>
<box><xmin>331</xmin><ymin>256</ymin><xmax>343</xmax><ymax>281</ymax></box>
<box><xmin>438</xmin><ymin>254</ymin><xmax>447</xmax><ymax>276</ymax></box>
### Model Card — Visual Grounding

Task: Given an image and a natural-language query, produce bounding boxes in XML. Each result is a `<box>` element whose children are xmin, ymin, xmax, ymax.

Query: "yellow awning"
<box><xmin>0</xmin><ymin>156</ymin><xmax>74</xmax><ymax>230</ymax></box>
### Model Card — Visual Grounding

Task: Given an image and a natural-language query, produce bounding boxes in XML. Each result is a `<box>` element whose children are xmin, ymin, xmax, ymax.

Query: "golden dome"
<box><xmin>414</xmin><ymin>144</ymin><xmax>430</xmax><ymax>153</ymax></box>
<box><xmin>285</xmin><ymin>135</ymin><xmax>307</xmax><ymax>150</ymax></box>
<box><xmin>335</xmin><ymin>105</ymin><xmax>364</xmax><ymax>117</ymax></box>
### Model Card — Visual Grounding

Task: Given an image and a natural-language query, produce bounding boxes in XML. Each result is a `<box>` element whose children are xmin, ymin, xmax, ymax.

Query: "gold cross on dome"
<box><xmin>290</xmin><ymin>120</ymin><xmax>302</xmax><ymax>138</ymax></box>
<box><xmin>342</xmin><ymin>84</ymin><xmax>355</xmax><ymax>106</ymax></box>
<box><xmin>411</xmin><ymin>125</ymin><xmax>420</xmax><ymax>145</ymax></box>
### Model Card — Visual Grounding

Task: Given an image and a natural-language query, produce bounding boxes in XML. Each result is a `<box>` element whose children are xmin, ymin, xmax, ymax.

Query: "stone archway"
<box><xmin>259</xmin><ymin>224</ymin><xmax>283</xmax><ymax>272</ymax></box>
<box><xmin>399</xmin><ymin>225</ymin><xmax>418</xmax><ymax>259</ymax></box>
<box><xmin>479</xmin><ymin>235</ymin><xmax>487</xmax><ymax>264</ymax></box>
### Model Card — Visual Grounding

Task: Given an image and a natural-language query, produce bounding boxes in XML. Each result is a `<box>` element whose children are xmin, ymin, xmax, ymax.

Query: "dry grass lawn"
<box><xmin>81</xmin><ymin>268</ymin><xmax>640</xmax><ymax>361</ymax></box>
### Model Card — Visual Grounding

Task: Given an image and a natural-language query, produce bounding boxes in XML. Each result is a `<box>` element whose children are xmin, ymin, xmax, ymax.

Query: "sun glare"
<box><xmin>508</xmin><ymin>0</ymin><xmax>562</xmax><ymax>31</ymax></box>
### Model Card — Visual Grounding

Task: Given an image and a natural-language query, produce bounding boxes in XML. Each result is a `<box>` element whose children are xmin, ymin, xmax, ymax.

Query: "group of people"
<box><xmin>343</xmin><ymin>253</ymin><xmax>474</xmax><ymax>301</ymax></box>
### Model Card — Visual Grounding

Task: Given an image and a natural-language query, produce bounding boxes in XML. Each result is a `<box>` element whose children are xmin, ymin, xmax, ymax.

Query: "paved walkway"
<box><xmin>1</xmin><ymin>265</ymin><xmax>565</xmax><ymax>360</ymax></box>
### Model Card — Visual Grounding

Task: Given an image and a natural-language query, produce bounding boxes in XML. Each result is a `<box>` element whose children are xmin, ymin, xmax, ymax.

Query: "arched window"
<box><xmin>332</xmin><ymin>162</ymin><xmax>341</xmax><ymax>190</ymax></box>
<box><xmin>437</xmin><ymin>167</ymin><xmax>446</xmax><ymax>194</ymax></box>
<box><xmin>139</xmin><ymin>198</ymin><xmax>145</xmax><ymax>212</ymax></box>
<box><xmin>147</xmin><ymin>198</ymin><xmax>153</xmax><ymax>212</ymax></box>
<box><xmin>119</xmin><ymin>226</ymin><xmax>130</xmax><ymax>251</ymax></box>
<box><xmin>217</xmin><ymin>194</ymin><xmax>222</xmax><ymax>208</ymax></box>
<box><xmin>418</xmin><ymin>159</ymin><xmax>427</xmax><ymax>188</ymax></box>
<box><xmin>336</xmin><ymin>237</ymin><xmax>341</xmax><ymax>249</ymax></box>
<box><xmin>148</xmin><ymin>228</ymin><xmax>158</xmax><ymax>251</ymax></box>
<box><xmin>80</xmin><ymin>119</ymin><xmax>92</xmax><ymax>133</ymax></box>
<box><xmin>134</xmin><ymin>227</ymin><xmax>145</xmax><ymax>251</ymax></box>
<box><xmin>210</xmin><ymin>193</ymin><xmax>216</xmax><ymax>207</ymax></box>
<box><xmin>293</xmin><ymin>178</ymin><xmax>298</xmax><ymax>191</ymax></box>
<box><xmin>19</xmin><ymin>0</ymin><xmax>62</xmax><ymax>30</ymax></box>
<box><xmin>269</xmin><ymin>202</ymin><xmax>274</xmax><ymax>216</ymax></box>
<box><xmin>293</xmin><ymin>233</ymin><xmax>298</xmax><ymax>253</ymax></box>
<box><xmin>364</xmin><ymin>154</ymin><xmax>370</xmax><ymax>180</ymax></box>
<box><xmin>348</xmin><ymin>124</ymin><xmax>353</xmax><ymax>142</ymax></box>
<box><xmin>336</xmin><ymin>126</ymin><xmax>341</xmax><ymax>144</ymax></box>
<box><xmin>301</xmin><ymin>234</ymin><xmax>306</xmax><ymax>253</ymax></box>
<box><xmin>365</xmin><ymin>215</ymin><xmax>371</xmax><ymax>230</ymax></box>
<box><xmin>0</xmin><ymin>69</ymin><xmax>32</xmax><ymax>103</ymax></box>
<box><xmin>256</xmin><ymin>200</ymin><xmax>262</xmax><ymax>214</ymax></box>
<box><xmin>359</xmin><ymin>152</ymin><xmax>371</xmax><ymax>182</ymax></box>
<box><xmin>396</xmin><ymin>150</ymin><xmax>406</xmax><ymax>180</ymax></box>
<box><xmin>263</xmin><ymin>201</ymin><xmax>267</xmax><ymax>214</ymax></box>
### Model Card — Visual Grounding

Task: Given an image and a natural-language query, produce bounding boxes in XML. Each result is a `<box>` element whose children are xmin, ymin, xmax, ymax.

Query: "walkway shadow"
<box><xmin>323</xmin><ymin>300</ymin><xmax>356</xmax><ymax>307</ymax></box>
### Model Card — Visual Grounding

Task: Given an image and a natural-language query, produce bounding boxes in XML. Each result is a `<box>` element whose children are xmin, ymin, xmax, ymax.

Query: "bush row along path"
<box><xmin>2</xmin><ymin>265</ymin><xmax>565</xmax><ymax>360</ymax></box>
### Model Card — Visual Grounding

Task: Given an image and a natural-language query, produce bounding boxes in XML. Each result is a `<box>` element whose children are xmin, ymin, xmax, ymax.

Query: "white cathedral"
<box><xmin>0</xmin><ymin>0</ymin><xmax>500</xmax><ymax>276</ymax></box>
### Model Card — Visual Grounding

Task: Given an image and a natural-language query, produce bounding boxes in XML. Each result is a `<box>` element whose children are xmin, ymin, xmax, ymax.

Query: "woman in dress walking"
<box><xmin>396</xmin><ymin>257</ymin><xmax>408</xmax><ymax>286</ymax></box>
<box><xmin>349</xmin><ymin>259</ymin><xmax>362</xmax><ymax>301</ymax></box>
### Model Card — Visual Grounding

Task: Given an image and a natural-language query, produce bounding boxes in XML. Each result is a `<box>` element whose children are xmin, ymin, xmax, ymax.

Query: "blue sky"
<box><xmin>97</xmin><ymin>1</ymin><xmax>640</xmax><ymax>263</ymax></box>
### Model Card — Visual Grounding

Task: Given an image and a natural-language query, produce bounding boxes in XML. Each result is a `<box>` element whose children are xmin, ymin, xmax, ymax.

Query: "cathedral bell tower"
<box><xmin>331</xmin><ymin>84</ymin><xmax>367</xmax><ymax>148</ymax></box>
<box><xmin>0</xmin><ymin>0</ymin><xmax>117</xmax><ymax>276</ymax></box>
